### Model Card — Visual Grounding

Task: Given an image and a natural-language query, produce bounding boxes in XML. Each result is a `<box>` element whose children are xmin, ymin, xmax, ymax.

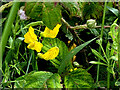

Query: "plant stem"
<box><xmin>107</xmin><ymin>63</ymin><xmax>110</xmax><ymax>88</ymax></box>
<box><xmin>61</xmin><ymin>17</ymin><xmax>110</xmax><ymax>30</ymax></box>
<box><xmin>26</xmin><ymin>53</ymin><xmax>32</xmax><ymax>75</ymax></box>
<box><xmin>1</xmin><ymin>2</ymin><xmax>20</xmax><ymax>57</ymax></box>
<box><xmin>118</xmin><ymin>25</ymin><xmax>120</xmax><ymax>72</ymax></box>
<box><xmin>107</xmin><ymin>71</ymin><xmax>110</xmax><ymax>88</ymax></box>
<box><xmin>96</xmin><ymin>0</ymin><xmax>107</xmax><ymax>83</ymax></box>
<box><xmin>0</xmin><ymin>1</ymin><xmax>13</xmax><ymax>13</ymax></box>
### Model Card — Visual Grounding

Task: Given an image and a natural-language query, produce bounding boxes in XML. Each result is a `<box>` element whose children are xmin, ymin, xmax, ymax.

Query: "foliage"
<box><xmin>58</xmin><ymin>37</ymin><xmax>97</xmax><ymax>74</ymax></box>
<box><xmin>25</xmin><ymin>2</ymin><xmax>62</xmax><ymax>29</ymax></box>
<box><xmin>15</xmin><ymin>71</ymin><xmax>62</xmax><ymax>88</ymax></box>
<box><xmin>42</xmin><ymin>38</ymin><xmax>68</xmax><ymax>68</ymax></box>
<box><xmin>1</xmin><ymin>1</ymin><xmax>120</xmax><ymax>89</ymax></box>
<box><xmin>64</xmin><ymin>68</ymin><xmax>94</xmax><ymax>88</ymax></box>
<box><xmin>81</xmin><ymin>2</ymin><xmax>103</xmax><ymax>19</ymax></box>
<box><xmin>90</xmin><ymin>18</ymin><xmax>119</xmax><ymax>88</ymax></box>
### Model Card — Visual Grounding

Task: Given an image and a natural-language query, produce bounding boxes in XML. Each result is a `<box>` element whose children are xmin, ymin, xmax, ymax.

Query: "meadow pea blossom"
<box><xmin>24</xmin><ymin>26</ymin><xmax>37</xmax><ymax>43</ymax></box>
<box><xmin>37</xmin><ymin>47</ymin><xmax>59</xmax><ymax>60</ymax></box>
<box><xmin>24</xmin><ymin>26</ymin><xmax>43</xmax><ymax>52</ymax></box>
<box><xmin>27</xmin><ymin>41</ymin><xmax>43</xmax><ymax>52</ymax></box>
<box><xmin>40</xmin><ymin>24</ymin><xmax>61</xmax><ymax>38</ymax></box>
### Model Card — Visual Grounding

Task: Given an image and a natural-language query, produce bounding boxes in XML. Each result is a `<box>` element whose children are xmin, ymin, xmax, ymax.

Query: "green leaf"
<box><xmin>8</xmin><ymin>36</ymin><xmax>13</xmax><ymax>48</ymax></box>
<box><xmin>15</xmin><ymin>71</ymin><xmax>62</xmax><ymax>88</ymax></box>
<box><xmin>25</xmin><ymin>2</ymin><xmax>43</xmax><ymax>20</ymax></box>
<box><xmin>15</xmin><ymin>71</ymin><xmax>53</xmax><ymax>88</ymax></box>
<box><xmin>2</xmin><ymin>60</ymin><xmax>10</xmax><ymax>85</ymax></box>
<box><xmin>89</xmin><ymin>61</ymin><xmax>107</xmax><ymax>66</ymax></box>
<box><xmin>89</xmin><ymin>29</ymin><xmax>99</xmax><ymax>36</ymax></box>
<box><xmin>82</xmin><ymin>2</ymin><xmax>103</xmax><ymax>19</ymax></box>
<box><xmin>42</xmin><ymin>38</ymin><xmax>68</xmax><ymax>68</ymax></box>
<box><xmin>61</xmin><ymin>2</ymin><xmax>81</xmax><ymax>17</ymax></box>
<box><xmin>64</xmin><ymin>68</ymin><xmax>94</xmax><ymax>88</ymax></box>
<box><xmin>46</xmin><ymin>73</ymin><xmax>63</xmax><ymax>88</ymax></box>
<box><xmin>25</xmin><ymin>2</ymin><xmax>62</xmax><ymax>29</ymax></box>
<box><xmin>58</xmin><ymin>37</ymin><xmax>97</xmax><ymax>74</ymax></box>
<box><xmin>1</xmin><ymin>2</ymin><xmax>20</xmax><ymax>56</ymax></box>
<box><xmin>107</xmin><ymin>6</ymin><xmax>119</xmax><ymax>16</ymax></box>
<box><xmin>91</xmin><ymin>49</ymin><xmax>107</xmax><ymax>63</ymax></box>
<box><xmin>2</xmin><ymin>50</ymin><xmax>13</xmax><ymax>72</ymax></box>
<box><xmin>42</xmin><ymin>3</ymin><xmax>62</xmax><ymax>29</ymax></box>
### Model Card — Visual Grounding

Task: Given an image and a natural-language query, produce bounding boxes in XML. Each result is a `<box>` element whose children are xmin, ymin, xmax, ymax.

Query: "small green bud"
<box><xmin>87</xmin><ymin>19</ymin><xmax>96</xmax><ymax>29</ymax></box>
<box><xmin>73</xmin><ymin>61</ymin><xmax>80</xmax><ymax>67</ymax></box>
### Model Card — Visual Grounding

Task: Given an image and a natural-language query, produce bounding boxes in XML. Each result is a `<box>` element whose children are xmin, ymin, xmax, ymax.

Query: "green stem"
<box><xmin>100</xmin><ymin>2</ymin><xmax>107</xmax><ymax>39</ymax></box>
<box><xmin>118</xmin><ymin>25</ymin><xmax>120</xmax><ymax>72</ymax></box>
<box><xmin>96</xmin><ymin>47</ymin><xmax>101</xmax><ymax>83</ymax></box>
<box><xmin>26</xmin><ymin>53</ymin><xmax>32</xmax><ymax>75</ymax></box>
<box><xmin>1</xmin><ymin>2</ymin><xmax>20</xmax><ymax>57</ymax></box>
<box><xmin>107</xmin><ymin>63</ymin><xmax>110</xmax><ymax>88</ymax></box>
<box><xmin>31</xmin><ymin>51</ymin><xmax>38</xmax><ymax>71</ymax></box>
<box><xmin>96</xmin><ymin>1</ymin><xmax>107</xmax><ymax>83</ymax></box>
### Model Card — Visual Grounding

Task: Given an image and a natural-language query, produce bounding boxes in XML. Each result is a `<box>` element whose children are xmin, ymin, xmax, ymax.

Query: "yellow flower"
<box><xmin>70</xmin><ymin>68</ymin><xmax>77</xmax><ymax>72</ymax></box>
<box><xmin>24</xmin><ymin>26</ymin><xmax>43</xmax><ymax>52</ymax></box>
<box><xmin>40</xmin><ymin>24</ymin><xmax>61</xmax><ymax>38</ymax></box>
<box><xmin>37</xmin><ymin>47</ymin><xmax>59</xmax><ymax>60</ymax></box>
<box><xmin>24</xmin><ymin>26</ymin><xmax>37</xmax><ymax>43</ymax></box>
<box><xmin>27</xmin><ymin>41</ymin><xmax>43</xmax><ymax>52</ymax></box>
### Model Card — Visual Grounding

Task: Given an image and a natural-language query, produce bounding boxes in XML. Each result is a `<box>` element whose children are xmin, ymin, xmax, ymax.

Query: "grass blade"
<box><xmin>58</xmin><ymin>37</ymin><xmax>97</xmax><ymax>74</ymax></box>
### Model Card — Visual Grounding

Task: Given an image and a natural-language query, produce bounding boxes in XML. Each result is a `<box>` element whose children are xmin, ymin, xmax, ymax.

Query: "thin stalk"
<box><xmin>96</xmin><ymin>47</ymin><xmax>101</xmax><ymax>83</ymax></box>
<box><xmin>1</xmin><ymin>2</ymin><xmax>20</xmax><ymax>57</ymax></box>
<box><xmin>118</xmin><ymin>25</ymin><xmax>120</xmax><ymax>72</ymax></box>
<box><xmin>0</xmin><ymin>2</ymin><xmax>2</xmax><ymax>85</ymax></box>
<box><xmin>107</xmin><ymin>64</ymin><xmax>110</xmax><ymax>88</ymax></box>
<box><xmin>96</xmin><ymin>0</ymin><xmax>107</xmax><ymax>83</ymax></box>
<box><xmin>32</xmin><ymin>51</ymin><xmax>38</xmax><ymax>71</ymax></box>
<box><xmin>26</xmin><ymin>53</ymin><xmax>32</xmax><ymax>75</ymax></box>
<box><xmin>100</xmin><ymin>2</ymin><xmax>107</xmax><ymax>39</ymax></box>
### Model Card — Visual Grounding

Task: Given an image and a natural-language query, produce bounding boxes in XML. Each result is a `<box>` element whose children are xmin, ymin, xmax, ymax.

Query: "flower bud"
<box><xmin>87</xmin><ymin>19</ymin><xmax>96</xmax><ymax>29</ymax></box>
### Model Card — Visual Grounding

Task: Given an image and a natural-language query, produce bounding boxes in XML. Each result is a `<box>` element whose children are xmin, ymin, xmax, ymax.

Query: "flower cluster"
<box><xmin>24</xmin><ymin>24</ymin><xmax>61</xmax><ymax>60</ymax></box>
<box><xmin>24</xmin><ymin>26</ymin><xmax>43</xmax><ymax>52</ymax></box>
<box><xmin>18</xmin><ymin>9</ymin><xmax>28</xmax><ymax>20</ymax></box>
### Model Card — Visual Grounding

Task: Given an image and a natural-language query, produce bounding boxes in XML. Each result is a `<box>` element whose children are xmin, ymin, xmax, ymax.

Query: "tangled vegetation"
<box><xmin>0</xmin><ymin>1</ymin><xmax>120</xmax><ymax>89</ymax></box>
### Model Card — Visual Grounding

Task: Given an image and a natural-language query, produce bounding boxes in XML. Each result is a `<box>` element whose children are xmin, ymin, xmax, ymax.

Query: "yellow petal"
<box><xmin>44</xmin><ymin>27</ymin><xmax>52</xmax><ymax>34</ymax></box>
<box><xmin>29</xmin><ymin>26</ymin><xmax>37</xmax><ymax>41</ymax></box>
<box><xmin>42</xmin><ymin>27</ymin><xmax>54</xmax><ymax>38</ymax></box>
<box><xmin>41</xmin><ymin>24</ymin><xmax>61</xmax><ymax>38</ymax></box>
<box><xmin>34</xmin><ymin>41</ymin><xmax>43</xmax><ymax>52</ymax></box>
<box><xmin>27</xmin><ymin>42</ymin><xmax>35</xmax><ymax>50</ymax></box>
<box><xmin>37</xmin><ymin>47</ymin><xmax>59</xmax><ymax>60</ymax></box>
<box><xmin>24</xmin><ymin>32</ymin><xmax>33</xmax><ymax>43</ymax></box>
<box><xmin>52</xmin><ymin>24</ymin><xmax>61</xmax><ymax>36</ymax></box>
<box><xmin>27</xmin><ymin>41</ymin><xmax>43</xmax><ymax>52</ymax></box>
<box><xmin>24</xmin><ymin>26</ymin><xmax>37</xmax><ymax>43</ymax></box>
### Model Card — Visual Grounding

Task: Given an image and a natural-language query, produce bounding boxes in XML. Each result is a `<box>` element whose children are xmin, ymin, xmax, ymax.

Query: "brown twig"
<box><xmin>61</xmin><ymin>17</ymin><xmax>110</xmax><ymax>30</ymax></box>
